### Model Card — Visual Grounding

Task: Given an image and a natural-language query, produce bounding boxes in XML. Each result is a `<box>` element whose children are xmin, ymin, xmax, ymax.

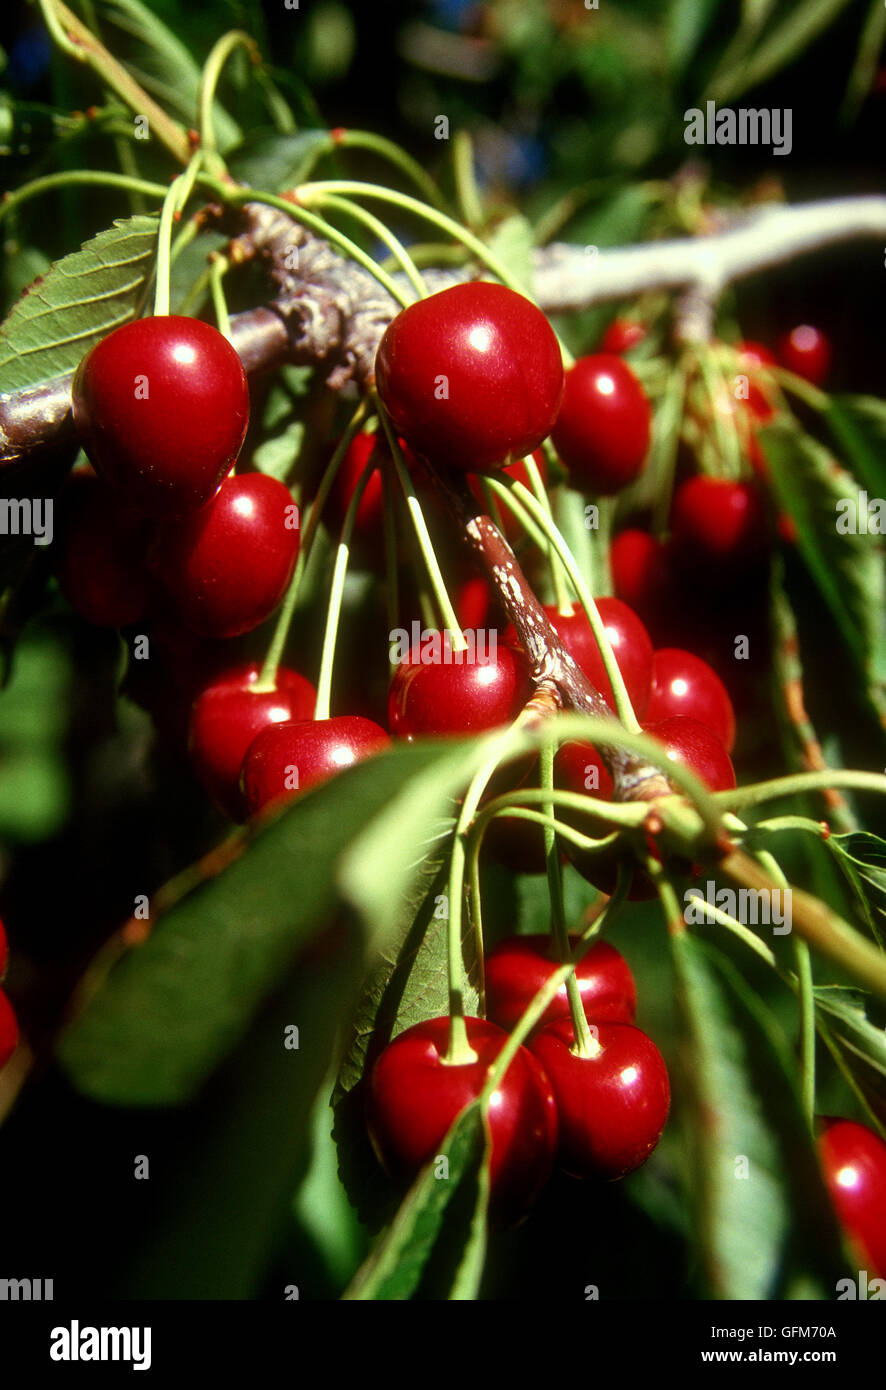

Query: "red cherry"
<box><xmin>553</xmin><ymin>743</ymin><xmax>657</xmax><ymax>901</ymax></box>
<box><xmin>374</xmin><ymin>282</ymin><xmax>564</xmax><ymax>473</ymax></box>
<box><xmin>645</xmin><ymin>649</ymin><xmax>736</xmax><ymax>753</ymax></box>
<box><xmin>776</xmin><ymin>324</ymin><xmax>832</xmax><ymax>387</ymax></box>
<box><xmin>388</xmin><ymin>636</ymin><xmax>531</xmax><ymax>739</ymax></box>
<box><xmin>485</xmin><ymin>935</ymin><xmax>636</xmax><ymax>1032</ymax></box>
<box><xmin>518</xmin><ymin>599</ymin><xmax>654</xmax><ymax>719</ymax></box>
<box><xmin>366</xmin><ymin>1015</ymin><xmax>558</xmax><ymax>1219</ymax></box>
<box><xmin>818</xmin><ymin>1118</ymin><xmax>886</xmax><ymax>1278</ymax></box>
<box><xmin>150</xmin><ymin>473</ymin><xmax>299</xmax><ymax>638</ymax></box>
<box><xmin>0</xmin><ymin>916</ymin><xmax>8</xmax><ymax>978</ymax></box>
<box><xmin>736</xmin><ymin>339</ymin><xmax>776</xmax><ymax>369</ymax></box>
<box><xmin>529</xmin><ymin>1018</ymin><xmax>670</xmax><ymax>1179</ymax></box>
<box><xmin>609</xmin><ymin>529</ymin><xmax>677</xmax><ymax>634</ymax></box>
<box><xmin>643</xmin><ymin>716</ymin><xmax>736</xmax><ymax>792</ymax></box>
<box><xmin>553</xmin><ymin>739</ymin><xmax>614</xmax><ymax>802</ymax></box>
<box><xmin>56</xmin><ymin>472</ymin><xmax>153</xmax><ymax>627</ymax></box>
<box><xmin>241</xmin><ymin>715</ymin><xmax>390</xmax><ymax>815</ymax></box>
<box><xmin>670</xmin><ymin>477</ymin><xmax>767</xmax><ymax>573</ymax></box>
<box><xmin>188</xmin><ymin>662</ymin><xmax>316</xmax><ymax>820</ymax></box>
<box><xmin>72</xmin><ymin>315</ymin><xmax>250</xmax><ymax>517</ymax></box>
<box><xmin>551</xmin><ymin>354</ymin><xmax>651</xmax><ymax>495</ymax></box>
<box><xmin>600</xmin><ymin>318</ymin><xmax>647</xmax><ymax>354</ymax></box>
<box><xmin>0</xmin><ymin>989</ymin><xmax>18</xmax><ymax>1069</ymax></box>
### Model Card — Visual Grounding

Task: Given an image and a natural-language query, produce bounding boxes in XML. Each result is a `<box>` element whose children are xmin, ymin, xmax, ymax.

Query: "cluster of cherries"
<box><xmin>367</xmin><ymin>936</ymin><xmax>669</xmax><ymax>1220</ymax></box>
<box><xmin>45</xmin><ymin>283</ymin><xmax>882</xmax><ymax>1269</ymax></box>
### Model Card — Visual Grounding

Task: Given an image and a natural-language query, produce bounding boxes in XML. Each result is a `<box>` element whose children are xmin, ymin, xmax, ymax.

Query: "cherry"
<box><xmin>188</xmin><ymin>662</ymin><xmax>316</xmax><ymax>820</ymax></box>
<box><xmin>0</xmin><ymin>989</ymin><xmax>18</xmax><ymax>1069</ymax></box>
<box><xmin>150</xmin><ymin>473</ymin><xmax>299</xmax><ymax>638</ymax></box>
<box><xmin>600</xmin><ymin>318</ymin><xmax>646</xmax><ymax>354</ymax></box>
<box><xmin>511</xmin><ymin>599</ymin><xmax>654</xmax><ymax>719</ymax></box>
<box><xmin>551</xmin><ymin>354</ymin><xmax>651</xmax><ymax>495</ymax></box>
<box><xmin>818</xmin><ymin>1118</ymin><xmax>886</xmax><ymax>1278</ymax></box>
<box><xmin>485</xmin><ymin>935</ymin><xmax>636</xmax><ymax>1032</ymax></box>
<box><xmin>374</xmin><ymin>281</ymin><xmax>564</xmax><ymax>473</ymax></box>
<box><xmin>388</xmin><ymin>636</ymin><xmax>531</xmax><ymax>739</ymax></box>
<box><xmin>554</xmin><ymin>739</ymin><xmax>614</xmax><ymax>802</ymax></box>
<box><xmin>56</xmin><ymin>472</ymin><xmax>153</xmax><ymax>627</ymax></box>
<box><xmin>72</xmin><ymin>315</ymin><xmax>250</xmax><ymax>517</ymax></box>
<box><xmin>366</xmin><ymin>1015</ymin><xmax>558</xmax><ymax>1219</ymax></box>
<box><xmin>644</xmin><ymin>716</ymin><xmax>736</xmax><ymax>792</ymax></box>
<box><xmin>670</xmin><ymin>477</ymin><xmax>767</xmax><ymax>574</ymax></box>
<box><xmin>776</xmin><ymin>324</ymin><xmax>832</xmax><ymax>387</ymax></box>
<box><xmin>609</xmin><ymin>529</ymin><xmax>679</xmax><ymax>639</ymax></box>
<box><xmin>529</xmin><ymin>1018</ymin><xmax>670</xmax><ymax>1179</ymax></box>
<box><xmin>241</xmin><ymin>715</ymin><xmax>391</xmax><ymax>815</ymax></box>
<box><xmin>734</xmin><ymin>340</ymin><xmax>775</xmax><ymax>424</ymax></box>
<box><xmin>736</xmin><ymin>340</ymin><xmax>776</xmax><ymax>370</ymax></box>
<box><xmin>645</xmin><ymin>648</ymin><xmax>736</xmax><ymax>754</ymax></box>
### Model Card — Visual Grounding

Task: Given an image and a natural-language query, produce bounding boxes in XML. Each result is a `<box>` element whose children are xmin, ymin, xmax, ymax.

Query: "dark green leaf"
<box><xmin>813</xmin><ymin>983</ymin><xmax>886</xmax><ymax>1079</ymax></box>
<box><xmin>666</xmin><ymin>0</ymin><xmax>721</xmax><ymax>73</ymax></box>
<box><xmin>57</xmin><ymin>738</ymin><xmax>481</xmax><ymax>1105</ymax></box>
<box><xmin>761</xmin><ymin>421</ymin><xmax>886</xmax><ymax>691</ymax></box>
<box><xmin>342</xmin><ymin>1103</ymin><xmax>490</xmax><ymax>1301</ymax></box>
<box><xmin>0</xmin><ymin>216</ymin><xmax>158</xmax><ymax>392</ymax></box>
<box><xmin>826</xmin><ymin>395</ymin><xmax>886</xmax><ymax>499</ymax></box>
<box><xmin>671</xmin><ymin>934</ymin><xmax>845</xmax><ymax>1298</ymax></box>
<box><xmin>825</xmin><ymin>831</ymin><xmax>886</xmax><ymax>950</ymax></box>
<box><xmin>228</xmin><ymin>130</ymin><xmax>331</xmax><ymax>192</ymax></box>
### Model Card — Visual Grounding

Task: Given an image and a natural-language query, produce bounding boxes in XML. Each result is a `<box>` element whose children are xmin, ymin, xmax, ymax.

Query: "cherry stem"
<box><xmin>381</xmin><ymin>462</ymin><xmax>400</xmax><ymax>662</ymax></box>
<box><xmin>540</xmin><ymin>740</ymin><xmax>600</xmax><ymax>1059</ymax></box>
<box><xmin>452</xmin><ymin>131</ymin><xmax>485</xmax><ymax>230</ymax></box>
<box><xmin>376</xmin><ymin>406</ymin><xmax>468</xmax><ymax>651</ymax></box>
<box><xmin>756</xmin><ymin>847</ymin><xmax>815</xmax><ymax>1128</ymax></box>
<box><xmin>153</xmin><ymin>152</ymin><xmax>204</xmax><ymax>317</ymax></box>
<box><xmin>314</xmin><ymin>461</ymin><xmax>378</xmax><ymax>722</ymax></box>
<box><xmin>308</xmin><ymin>192</ymin><xmax>429</xmax><ymax>300</ymax></box>
<box><xmin>330</xmin><ymin>130</ymin><xmax>448</xmax><ymax>211</ymax></box>
<box><xmin>522</xmin><ymin>453</ymin><xmax>572</xmax><ymax>613</ymax></box>
<box><xmin>694</xmin><ymin>345</ymin><xmax>742</xmax><ymax>482</ymax></box>
<box><xmin>198</xmin><ymin>30</ymin><xmax>259</xmax><ymax>168</ymax></box>
<box><xmin>650</xmin><ymin>361</ymin><xmax>687</xmax><ymax>536</ymax></box>
<box><xmin>715</xmin><ymin>768</ymin><xmax>886</xmax><ymax>810</ymax></box>
<box><xmin>0</xmin><ymin>171</ymin><xmax>168</xmax><ymax>227</ymax></box>
<box><xmin>208</xmin><ymin>254</ymin><xmax>232</xmax><ymax>339</ymax></box>
<box><xmin>255</xmin><ymin>400</ymin><xmax>370</xmax><ymax>691</ymax></box>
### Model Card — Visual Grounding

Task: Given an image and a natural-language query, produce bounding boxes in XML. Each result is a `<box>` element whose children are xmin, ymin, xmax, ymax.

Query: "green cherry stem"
<box><xmin>208</xmin><ymin>254</ymin><xmax>232</xmax><ymax>339</ymax></box>
<box><xmin>329</xmin><ymin>129</ymin><xmax>448</xmax><ymax>210</ymax></box>
<box><xmin>452</xmin><ymin>131</ymin><xmax>485</xmax><ymax>230</ymax></box>
<box><xmin>314</xmin><ymin>463</ymin><xmax>378</xmax><ymax>722</ymax></box>
<box><xmin>198</xmin><ymin>30</ymin><xmax>259</xmax><ymax>167</ymax></box>
<box><xmin>714</xmin><ymin>769</ymin><xmax>886</xmax><ymax>811</ymax></box>
<box><xmin>309</xmin><ymin>192</ymin><xmax>428</xmax><ymax>299</ymax></box>
<box><xmin>0</xmin><ymin>171</ymin><xmax>168</xmax><ymax>227</ymax></box>
<box><xmin>506</xmin><ymin>480</ymin><xmax>642</xmax><ymax>734</ymax></box>
<box><xmin>756</xmin><ymin>846</ymin><xmax>815</xmax><ymax>1128</ymax></box>
<box><xmin>377</xmin><ymin>404</ymin><xmax>468</xmax><ymax>651</ymax></box>
<box><xmin>255</xmin><ymin>400</ymin><xmax>371</xmax><ymax>692</ymax></box>
<box><xmin>540</xmin><ymin>739</ymin><xmax>600</xmax><ymax>1059</ymax></box>
<box><xmin>522</xmin><ymin>452</ymin><xmax>573</xmax><ymax>614</ymax></box>
<box><xmin>153</xmin><ymin>152</ymin><xmax>204</xmax><ymax>317</ymax></box>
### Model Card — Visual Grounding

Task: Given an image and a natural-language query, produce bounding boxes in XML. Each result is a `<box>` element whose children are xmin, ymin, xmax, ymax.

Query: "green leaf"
<box><xmin>761</xmin><ymin>421</ymin><xmax>886</xmax><ymax>692</ymax></box>
<box><xmin>666</xmin><ymin>0</ymin><xmax>720</xmax><ymax>73</ymax></box>
<box><xmin>708</xmin><ymin>0</ymin><xmax>856</xmax><ymax>101</ymax></box>
<box><xmin>92</xmin><ymin>0</ymin><xmax>241</xmax><ymax>152</ymax></box>
<box><xmin>485</xmin><ymin>214</ymin><xmax>535</xmax><ymax>295</ymax></box>
<box><xmin>228</xmin><ymin>130</ymin><xmax>331</xmax><ymax>192</ymax></box>
<box><xmin>671</xmin><ymin>934</ymin><xmax>845</xmax><ymax>1297</ymax></box>
<box><xmin>342</xmin><ymin>1103</ymin><xmax>490</xmax><ymax>1301</ymax></box>
<box><xmin>826</xmin><ymin>395</ymin><xmax>886</xmax><ymax>499</ymax></box>
<box><xmin>813</xmin><ymin>983</ymin><xmax>886</xmax><ymax>1080</ymax></box>
<box><xmin>823</xmin><ymin>831</ymin><xmax>886</xmax><ymax>950</ymax></box>
<box><xmin>0</xmin><ymin>216</ymin><xmax>158</xmax><ymax>392</ymax></box>
<box><xmin>57</xmin><ymin>738</ymin><xmax>481</xmax><ymax>1106</ymax></box>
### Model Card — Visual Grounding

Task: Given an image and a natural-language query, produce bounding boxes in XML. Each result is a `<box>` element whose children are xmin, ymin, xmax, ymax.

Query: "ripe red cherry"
<box><xmin>736</xmin><ymin>340</ymin><xmax>776</xmax><ymax>369</ymax></box>
<box><xmin>374</xmin><ymin>282</ymin><xmax>564</xmax><ymax>473</ymax></box>
<box><xmin>644</xmin><ymin>716</ymin><xmax>736</xmax><ymax>792</ymax></box>
<box><xmin>522</xmin><ymin>599</ymin><xmax>654</xmax><ymax>719</ymax></box>
<box><xmin>72</xmin><ymin>315</ymin><xmax>250</xmax><ymax>516</ymax></box>
<box><xmin>818</xmin><ymin>1118</ymin><xmax>886</xmax><ymax>1278</ymax></box>
<box><xmin>645</xmin><ymin>649</ymin><xmax>736</xmax><ymax>753</ymax></box>
<box><xmin>241</xmin><ymin>715</ymin><xmax>390</xmax><ymax>815</ymax></box>
<box><xmin>388</xmin><ymin>636</ymin><xmax>531</xmax><ymax>738</ymax></box>
<box><xmin>529</xmin><ymin>1018</ymin><xmax>670</xmax><ymax>1180</ymax></box>
<box><xmin>554</xmin><ymin>739</ymin><xmax>614</xmax><ymax>802</ymax></box>
<box><xmin>189</xmin><ymin>662</ymin><xmax>316</xmax><ymax>820</ymax></box>
<box><xmin>551</xmin><ymin>354</ymin><xmax>651</xmax><ymax>495</ymax></box>
<box><xmin>485</xmin><ymin>935</ymin><xmax>636</xmax><ymax>1032</ymax></box>
<box><xmin>366</xmin><ymin>1015</ymin><xmax>558</xmax><ymax>1219</ymax></box>
<box><xmin>734</xmin><ymin>341</ymin><xmax>775</xmax><ymax>423</ymax></box>
<box><xmin>56</xmin><ymin>472</ymin><xmax>153</xmax><ymax>627</ymax></box>
<box><xmin>150</xmin><ymin>473</ymin><xmax>299</xmax><ymax>638</ymax></box>
<box><xmin>776</xmin><ymin>324</ymin><xmax>832</xmax><ymax>387</ymax></box>
<box><xmin>600</xmin><ymin>318</ymin><xmax>646</xmax><ymax>354</ymax></box>
<box><xmin>0</xmin><ymin>989</ymin><xmax>18</xmax><ymax>1069</ymax></box>
<box><xmin>670</xmin><ymin>477</ymin><xmax>767</xmax><ymax>573</ymax></box>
